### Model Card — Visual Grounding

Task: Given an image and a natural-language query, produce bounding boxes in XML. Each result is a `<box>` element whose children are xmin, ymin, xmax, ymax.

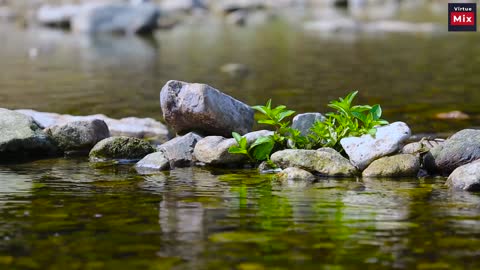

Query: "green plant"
<box><xmin>228</xmin><ymin>132</ymin><xmax>275</xmax><ymax>162</ymax></box>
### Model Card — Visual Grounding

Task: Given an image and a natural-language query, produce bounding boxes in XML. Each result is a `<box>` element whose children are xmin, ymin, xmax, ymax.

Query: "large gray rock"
<box><xmin>160</xmin><ymin>80</ymin><xmax>254</xmax><ymax>137</ymax></box>
<box><xmin>45</xmin><ymin>120</ymin><xmax>110</xmax><ymax>155</ymax></box>
<box><xmin>16</xmin><ymin>109</ymin><xmax>170</xmax><ymax>143</ymax></box>
<box><xmin>362</xmin><ymin>154</ymin><xmax>420</xmax><ymax>178</ymax></box>
<box><xmin>276</xmin><ymin>167</ymin><xmax>316</xmax><ymax>182</ymax></box>
<box><xmin>193</xmin><ymin>130</ymin><xmax>272</xmax><ymax>165</ymax></box>
<box><xmin>72</xmin><ymin>2</ymin><xmax>159</xmax><ymax>34</ymax></box>
<box><xmin>89</xmin><ymin>136</ymin><xmax>155</xmax><ymax>162</ymax></box>
<box><xmin>135</xmin><ymin>152</ymin><xmax>170</xmax><ymax>173</ymax></box>
<box><xmin>291</xmin><ymin>112</ymin><xmax>325</xmax><ymax>136</ymax></box>
<box><xmin>340</xmin><ymin>122</ymin><xmax>411</xmax><ymax>170</ymax></box>
<box><xmin>158</xmin><ymin>132</ymin><xmax>203</xmax><ymax>168</ymax></box>
<box><xmin>270</xmin><ymin>148</ymin><xmax>358</xmax><ymax>177</ymax></box>
<box><xmin>446</xmin><ymin>160</ymin><xmax>480</xmax><ymax>191</ymax></box>
<box><xmin>0</xmin><ymin>108</ymin><xmax>56</xmax><ymax>162</ymax></box>
<box><xmin>424</xmin><ymin>129</ymin><xmax>480</xmax><ymax>175</ymax></box>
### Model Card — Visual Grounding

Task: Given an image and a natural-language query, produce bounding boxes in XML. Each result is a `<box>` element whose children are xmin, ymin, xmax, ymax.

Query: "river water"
<box><xmin>1</xmin><ymin>5</ymin><xmax>480</xmax><ymax>269</ymax></box>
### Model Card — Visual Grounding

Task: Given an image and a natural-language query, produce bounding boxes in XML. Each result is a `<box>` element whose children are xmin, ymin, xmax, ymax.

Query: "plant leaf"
<box><xmin>278</xmin><ymin>110</ymin><xmax>295</xmax><ymax>122</ymax></box>
<box><xmin>232</xmin><ymin>132</ymin><xmax>242</xmax><ymax>144</ymax></box>
<box><xmin>258</xmin><ymin>119</ymin><xmax>276</xmax><ymax>125</ymax></box>
<box><xmin>370</xmin><ymin>104</ymin><xmax>382</xmax><ymax>120</ymax></box>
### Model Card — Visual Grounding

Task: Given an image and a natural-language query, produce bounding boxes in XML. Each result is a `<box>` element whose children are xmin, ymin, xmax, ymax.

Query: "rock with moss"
<box><xmin>46</xmin><ymin>120</ymin><xmax>110</xmax><ymax>156</ymax></box>
<box><xmin>446</xmin><ymin>160</ymin><xmax>480</xmax><ymax>191</ymax></box>
<box><xmin>193</xmin><ymin>130</ymin><xmax>273</xmax><ymax>165</ymax></box>
<box><xmin>160</xmin><ymin>80</ymin><xmax>254</xmax><ymax>137</ymax></box>
<box><xmin>362</xmin><ymin>154</ymin><xmax>420</xmax><ymax>177</ymax></box>
<box><xmin>276</xmin><ymin>167</ymin><xmax>316</xmax><ymax>182</ymax></box>
<box><xmin>0</xmin><ymin>108</ymin><xmax>57</xmax><ymax>162</ymax></box>
<box><xmin>270</xmin><ymin>148</ymin><xmax>358</xmax><ymax>177</ymax></box>
<box><xmin>401</xmin><ymin>139</ymin><xmax>444</xmax><ymax>155</ymax></box>
<box><xmin>340</xmin><ymin>122</ymin><xmax>411</xmax><ymax>170</ymax></box>
<box><xmin>424</xmin><ymin>129</ymin><xmax>480</xmax><ymax>175</ymax></box>
<box><xmin>89</xmin><ymin>136</ymin><xmax>155</xmax><ymax>163</ymax></box>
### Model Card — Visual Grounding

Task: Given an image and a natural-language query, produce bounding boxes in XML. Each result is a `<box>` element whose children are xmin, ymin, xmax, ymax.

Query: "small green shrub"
<box><xmin>228</xmin><ymin>91</ymin><xmax>389</xmax><ymax>162</ymax></box>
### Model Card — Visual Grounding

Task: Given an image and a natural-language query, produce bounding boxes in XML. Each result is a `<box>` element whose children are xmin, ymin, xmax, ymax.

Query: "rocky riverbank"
<box><xmin>2</xmin><ymin>80</ymin><xmax>480</xmax><ymax>192</ymax></box>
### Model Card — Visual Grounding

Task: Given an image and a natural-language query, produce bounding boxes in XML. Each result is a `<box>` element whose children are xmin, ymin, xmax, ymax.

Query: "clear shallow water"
<box><xmin>1</xmin><ymin>5</ymin><xmax>480</xmax><ymax>269</ymax></box>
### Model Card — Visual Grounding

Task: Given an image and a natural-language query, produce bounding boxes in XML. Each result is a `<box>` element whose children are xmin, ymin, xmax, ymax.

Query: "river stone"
<box><xmin>276</xmin><ymin>167</ymin><xmax>316</xmax><ymax>182</ymax></box>
<box><xmin>270</xmin><ymin>148</ymin><xmax>358</xmax><ymax>177</ymax></box>
<box><xmin>362</xmin><ymin>154</ymin><xmax>420</xmax><ymax>178</ymax></box>
<box><xmin>89</xmin><ymin>136</ymin><xmax>155</xmax><ymax>162</ymax></box>
<box><xmin>135</xmin><ymin>152</ymin><xmax>170</xmax><ymax>173</ymax></box>
<box><xmin>72</xmin><ymin>2</ymin><xmax>159</xmax><ymax>34</ymax></box>
<box><xmin>340</xmin><ymin>122</ymin><xmax>411</xmax><ymax>170</ymax></box>
<box><xmin>401</xmin><ymin>139</ymin><xmax>444</xmax><ymax>155</ymax></box>
<box><xmin>158</xmin><ymin>132</ymin><xmax>203</xmax><ymax>168</ymax></box>
<box><xmin>45</xmin><ymin>120</ymin><xmax>110</xmax><ymax>155</ymax></box>
<box><xmin>160</xmin><ymin>80</ymin><xmax>254</xmax><ymax>137</ymax></box>
<box><xmin>36</xmin><ymin>4</ymin><xmax>79</xmax><ymax>28</ymax></box>
<box><xmin>446</xmin><ymin>161</ymin><xmax>480</xmax><ymax>191</ymax></box>
<box><xmin>0</xmin><ymin>108</ymin><xmax>56</xmax><ymax>162</ymax></box>
<box><xmin>424</xmin><ymin>129</ymin><xmax>480</xmax><ymax>176</ymax></box>
<box><xmin>292</xmin><ymin>113</ymin><xmax>325</xmax><ymax>136</ymax></box>
<box><xmin>193</xmin><ymin>130</ymin><xmax>273</xmax><ymax>165</ymax></box>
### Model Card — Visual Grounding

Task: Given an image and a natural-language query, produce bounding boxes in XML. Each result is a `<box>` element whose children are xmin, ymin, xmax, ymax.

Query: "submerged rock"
<box><xmin>0</xmin><ymin>108</ymin><xmax>56</xmax><ymax>162</ymax></box>
<box><xmin>46</xmin><ymin>120</ymin><xmax>110</xmax><ymax>156</ymax></box>
<box><xmin>89</xmin><ymin>136</ymin><xmax>155</xmax><ymax>162</ymax></box>
<box><xmin>446</xmin><ymin>161</ymin><xmax>480</xmax><ymax>191</ymax></box>
<box><xmin>16</xmin><ymin>109</ymin><xmax>170</xmax><ymax>143</ymax></box>
<box><xmin>158</xmin><ymin>132</ymin><xmax>203</xmax><ymax>168</ymax></box>
<box><xmin>291</xmin><ymin>112</ymin><xmax>325</xmax><ymax>136</ymax></box>
<box><xmin>362</xmin><ymin>154</ymin><xmax>420</xmax><ymax>178</ymax></box>
<box><xmin>193</xmin><ymin>130</ymin><xmax>272</xmax><ymax>165</ymax></box>
<box><xmin>340</xmin><ymin>122</ymin><xmax>411</xmax><ymax>170</ymax></box>
<box><xmin>424</xmin><ymin>129</ymin><xmax>480</xmax><ymax>175</ymax></box>
<box><xmin>160</xmin><ymin>80</ymin><xmax>254</xmax><ymax>137</ymax></box>
<box><xmin>270</xmin><ymin>148</ymin><xmax>357</xmax><ymax>177</ymax></box>
<box><xmin>135</xmin><ymin>151</ymin><xmax>170</xmax><ymax>173</ymax></box>
<box><xmin>276</xmin><ymin>167</ymin><xmax>316</xmax><ymax>182</ymax></box>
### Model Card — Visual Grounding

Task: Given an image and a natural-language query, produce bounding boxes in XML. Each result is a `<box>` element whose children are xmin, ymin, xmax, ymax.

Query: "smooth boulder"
<box><xmin>89</xmin><ymin>136</ymin><xmax>155</xmax><ymax>162</ymax></box>
<box><xmin>270</xmin><ymin>148</ymin><xmax>358</xmax><ymax>177</ymax></box>
<box><xmin>424</xmin><ymin>129</ymin><xmax>480</xmax><ymax>175</ymax></box>
<box><xmin>194</xmin><ymin>130</ymin><xmax>272</xmax><ymax>165</ymax></box>
<box><xmin>446</xmin><ymin>161</ymin><xmax>480</xmax><ymax>191</ymax></box>
<box><xmin>276</xmin><ymin>167</ymin><xmax>316</xmax><ymax>182</ymax></box>
<box><xmin>135</xmin><ymin>152</ymin><xmax>170</xmax><ymax>173</ymax></box>
<box><xmin>340</xmin><ymin>122</ymin><xmax>411</xmax><ymax>170</ymax></box>
<box><xmin>0</xmin><ymin>108</ymin><xmax>56</xmax><ymax>162</ymax></box>
<box><xmin>46</xmin><ymin>120</ymin><xmax>110</xmax><ymax>155</ymax></box>
<box><xmin>160</xmin><ymin>80</ymin><xmax>254</xmax><ymax>137</ymax></box>
<box><xmin>362</xmin><ymin>154</ymin><xmax>420</xmax><ymax>178</ymax></box>
<box><xmin>158</xmin><ymin>132</ymin><xmax>203</xmax><ymax>168</ymax></box>
<box><xmin>291</xmin><ymin>113</ymin><xmax>325</xmax><ymax>136</ymax></box>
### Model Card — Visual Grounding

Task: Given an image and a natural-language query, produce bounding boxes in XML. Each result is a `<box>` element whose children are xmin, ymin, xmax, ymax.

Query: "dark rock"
<box><xmin>158</xmin><ymin>132</ymin><xmax>203</xmax><ymax>168</ymax></box>
<box><xmin>160</xmin><ymin>80</ymin><xmax>254</xmax><ymax>137</ymax></box>
<box><xmin>46</xmin><ymin>120</ymin><xmax>110</xmax><ymax>155</ymax></box>
<box><xmin>89</xmin><ymin>136</ymin><xmax>155</xmax><ymax>162</ymax></box>
<box><xmin>446</xmin><ymin>160</ymin><xmax>480</xmax><ymax>191</ymax></box>
<box><xmin>0</xmin><ymin>108</ymin><xmax>56</xmax><ymax>162</ymax></box>
<box><xmin>362</xmin><ymin>154</ymin><xmax>420</xmax><ymax>178</ymax></box>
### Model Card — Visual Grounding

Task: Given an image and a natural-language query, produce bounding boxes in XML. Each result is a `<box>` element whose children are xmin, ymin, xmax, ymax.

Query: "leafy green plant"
<box><xmin>228</xmin><ymin>132</ymin><xmax>275</xmax><ymax>162</ymax></box>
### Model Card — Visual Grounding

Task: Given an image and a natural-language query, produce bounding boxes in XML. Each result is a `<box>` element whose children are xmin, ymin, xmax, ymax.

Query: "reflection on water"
<box><xmin>1</xmin><ymin>161</ymin><xmax>480</xmax><ymax>269</ymax></box>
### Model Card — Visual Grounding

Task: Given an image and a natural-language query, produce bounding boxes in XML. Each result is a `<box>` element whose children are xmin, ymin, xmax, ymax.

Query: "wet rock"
<box><xmin>135</xmin><ymin>151</ymin><xmax>170</xmax><ymax>173</ymax></box>
<box><xmin>72</xmin><ymin>2</ymin><xmax>159</xmax><ymax>35</ymax></box>
<box><xmin>226</xmin><ymin>10</ymin><xmax>248</xmax><ymax>26</ymax></box>
<box><xmin>276</xmin><ymin>167</ymin><xmax>316</xmax><ymax>182</ymax></box>
<box><xmin>89</xmin><ymin>136</ymin><xmax>155</xmax><ymax>163</ymax></box>
<box><xmin>291</xmin><ymin>112</ymin><xmax>325</xmax><ymax>136</ymax></box>
<box><xmin>220</xmin><ymin>63</ymin><xmax>249</xmax><ymax>77</ymax></box>
<box><xmin>0</xmin><ymin>108</ymin><xmax>56</xmax><ymax>162</ymax></box>
<box><xmin>158</xmin><ymin>132</ymin><xmax>203</xmax><ymax>168</ymax></box>
<box><xmin>36</xmin><ymin>4</ymin><xmax>78</xmax><ymax>28</ymax></box>
<box><xmin>258</xmin><ymin>161</ymin><xmax>281</xmax><ymax>173</ymax></box>
<box><xmin>340</xmin><ymin>122</ymin><xmax>411</xmax><ymax>170</ymax></box>
<box><xmin>213</xmin><ymin>0</ymin><xmax>266</xmax><ymax>13</ymax></box>
<box><xmin>160</xmin><ymin>0</ymin><xmax>206</xmax><ymax>14</ymax></box>
<box><xmin>446</xmin><ymin>161</ymin><xmax>480</xmax><ymax>191</ymax></box>
<box><xmin>45</xmin><ymin>120</ymin><xmax>110</xmax><ymax>156</ymax></box>
<box><xmin>270</xmin><ymin>148</ymin><xmax>358</xmax><ymax>177</ymax></box>
<box><xmin>16</xmin><ymin>109</ymin><xmax>170</xmax><ymax>143</ymax></box>
<box><xmin>401</xmin><ymin>139</ymin><xmax>444</xmax><ymax>155</ymax></box>
<box><xmin>362</xmin><ymin>154</ymin><xmax>420</xmax><ymax>178</ymax></box>
<box><xmin>363</xmin><ymin>21</ymin><xmax>439</xmax><ymax>33</ymax></box>
<box><xmin>160</xmin><ymin>80</ymin><xmax>254</xmax><ymax>137</ymax></box>
<box><xmin>193</xmin><ymin>130</ymin><xmax>272</xmax><ymax>165</ymax></box>
<box><xmin>424</xmin><ymin>129</ymin><xmax>480</xmax><ymax>175</ymax></box>
<box><xmin>436</xmin><ymin>110</ymin><xmax>470</xmax><ymax>120</ymax></box>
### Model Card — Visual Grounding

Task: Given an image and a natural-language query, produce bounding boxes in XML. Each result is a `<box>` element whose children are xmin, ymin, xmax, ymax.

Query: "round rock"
<box><xmin>89</xmin><ymin>136</ymin><xmax>155</xmax><ymax>162</ymax></box>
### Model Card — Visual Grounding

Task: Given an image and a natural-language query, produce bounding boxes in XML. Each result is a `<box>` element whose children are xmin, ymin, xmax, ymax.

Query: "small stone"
<box><xmin>158</xmin><ymin>132</ymin><xmax>203</xmax><ymax>168</ymax></box>
<box><xmin>45</xmin><ymin>120</ymin><xmax>110</xmax><ymax>155</ymax></box>
<box><xmin>258</xmin><ymin>161</ymin><xmax>281</xmax><ymax>173</ymax></box>
<box><xmin>160</xmin><ymin>80</ymin><xmax>254</xmax><ymax>137</ymax></box>
<box><xmin>270</xmin><ymin>148</ymin><xmax>357</xmax><ymax>177</ymax></box>
<box><xmin>436</xmin><ymin>110</ymin><xmax>469</xmax><ymax>120</ymax></box>
<box><xmin>446</xmin><ymin>160</ymin><xmax>480</xmax><ymax>191</ymax></box>
<box><xmin>362</xmin><ymin>154</ymin><xmax>420</xmax><ymax>178</ymax></box>
<box><xmin>276</xmin><ymin>167</ymin><xmax>316</xmax><ymax>182</ymax></box>
<box><xmin>89</xmin><ymin>136</ymin><xmax>155</xmax><ymax>163</ymax></box>
<box><xmin>220</xmin><ymin>63</ymin><xmax>249</xmax><ymax>77</ymax></box>
<box><xmin>340</xmin><ymin>122</ymin><xmax>411</xmax><ymax>170</ymax></box>
<box><xmin>135</xmin><ymin>152</ymin><xmax>170</xmax><ymax>173</ymax></box>
<box><xmin>401</xmin><ymin>139</ymin><xmax>444</xmax><ymax>155</ymax></box>
<box><xmin>291</xmin><ymin>113</ymin><xmax>325</xmax><ymax>136</ymax></box>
